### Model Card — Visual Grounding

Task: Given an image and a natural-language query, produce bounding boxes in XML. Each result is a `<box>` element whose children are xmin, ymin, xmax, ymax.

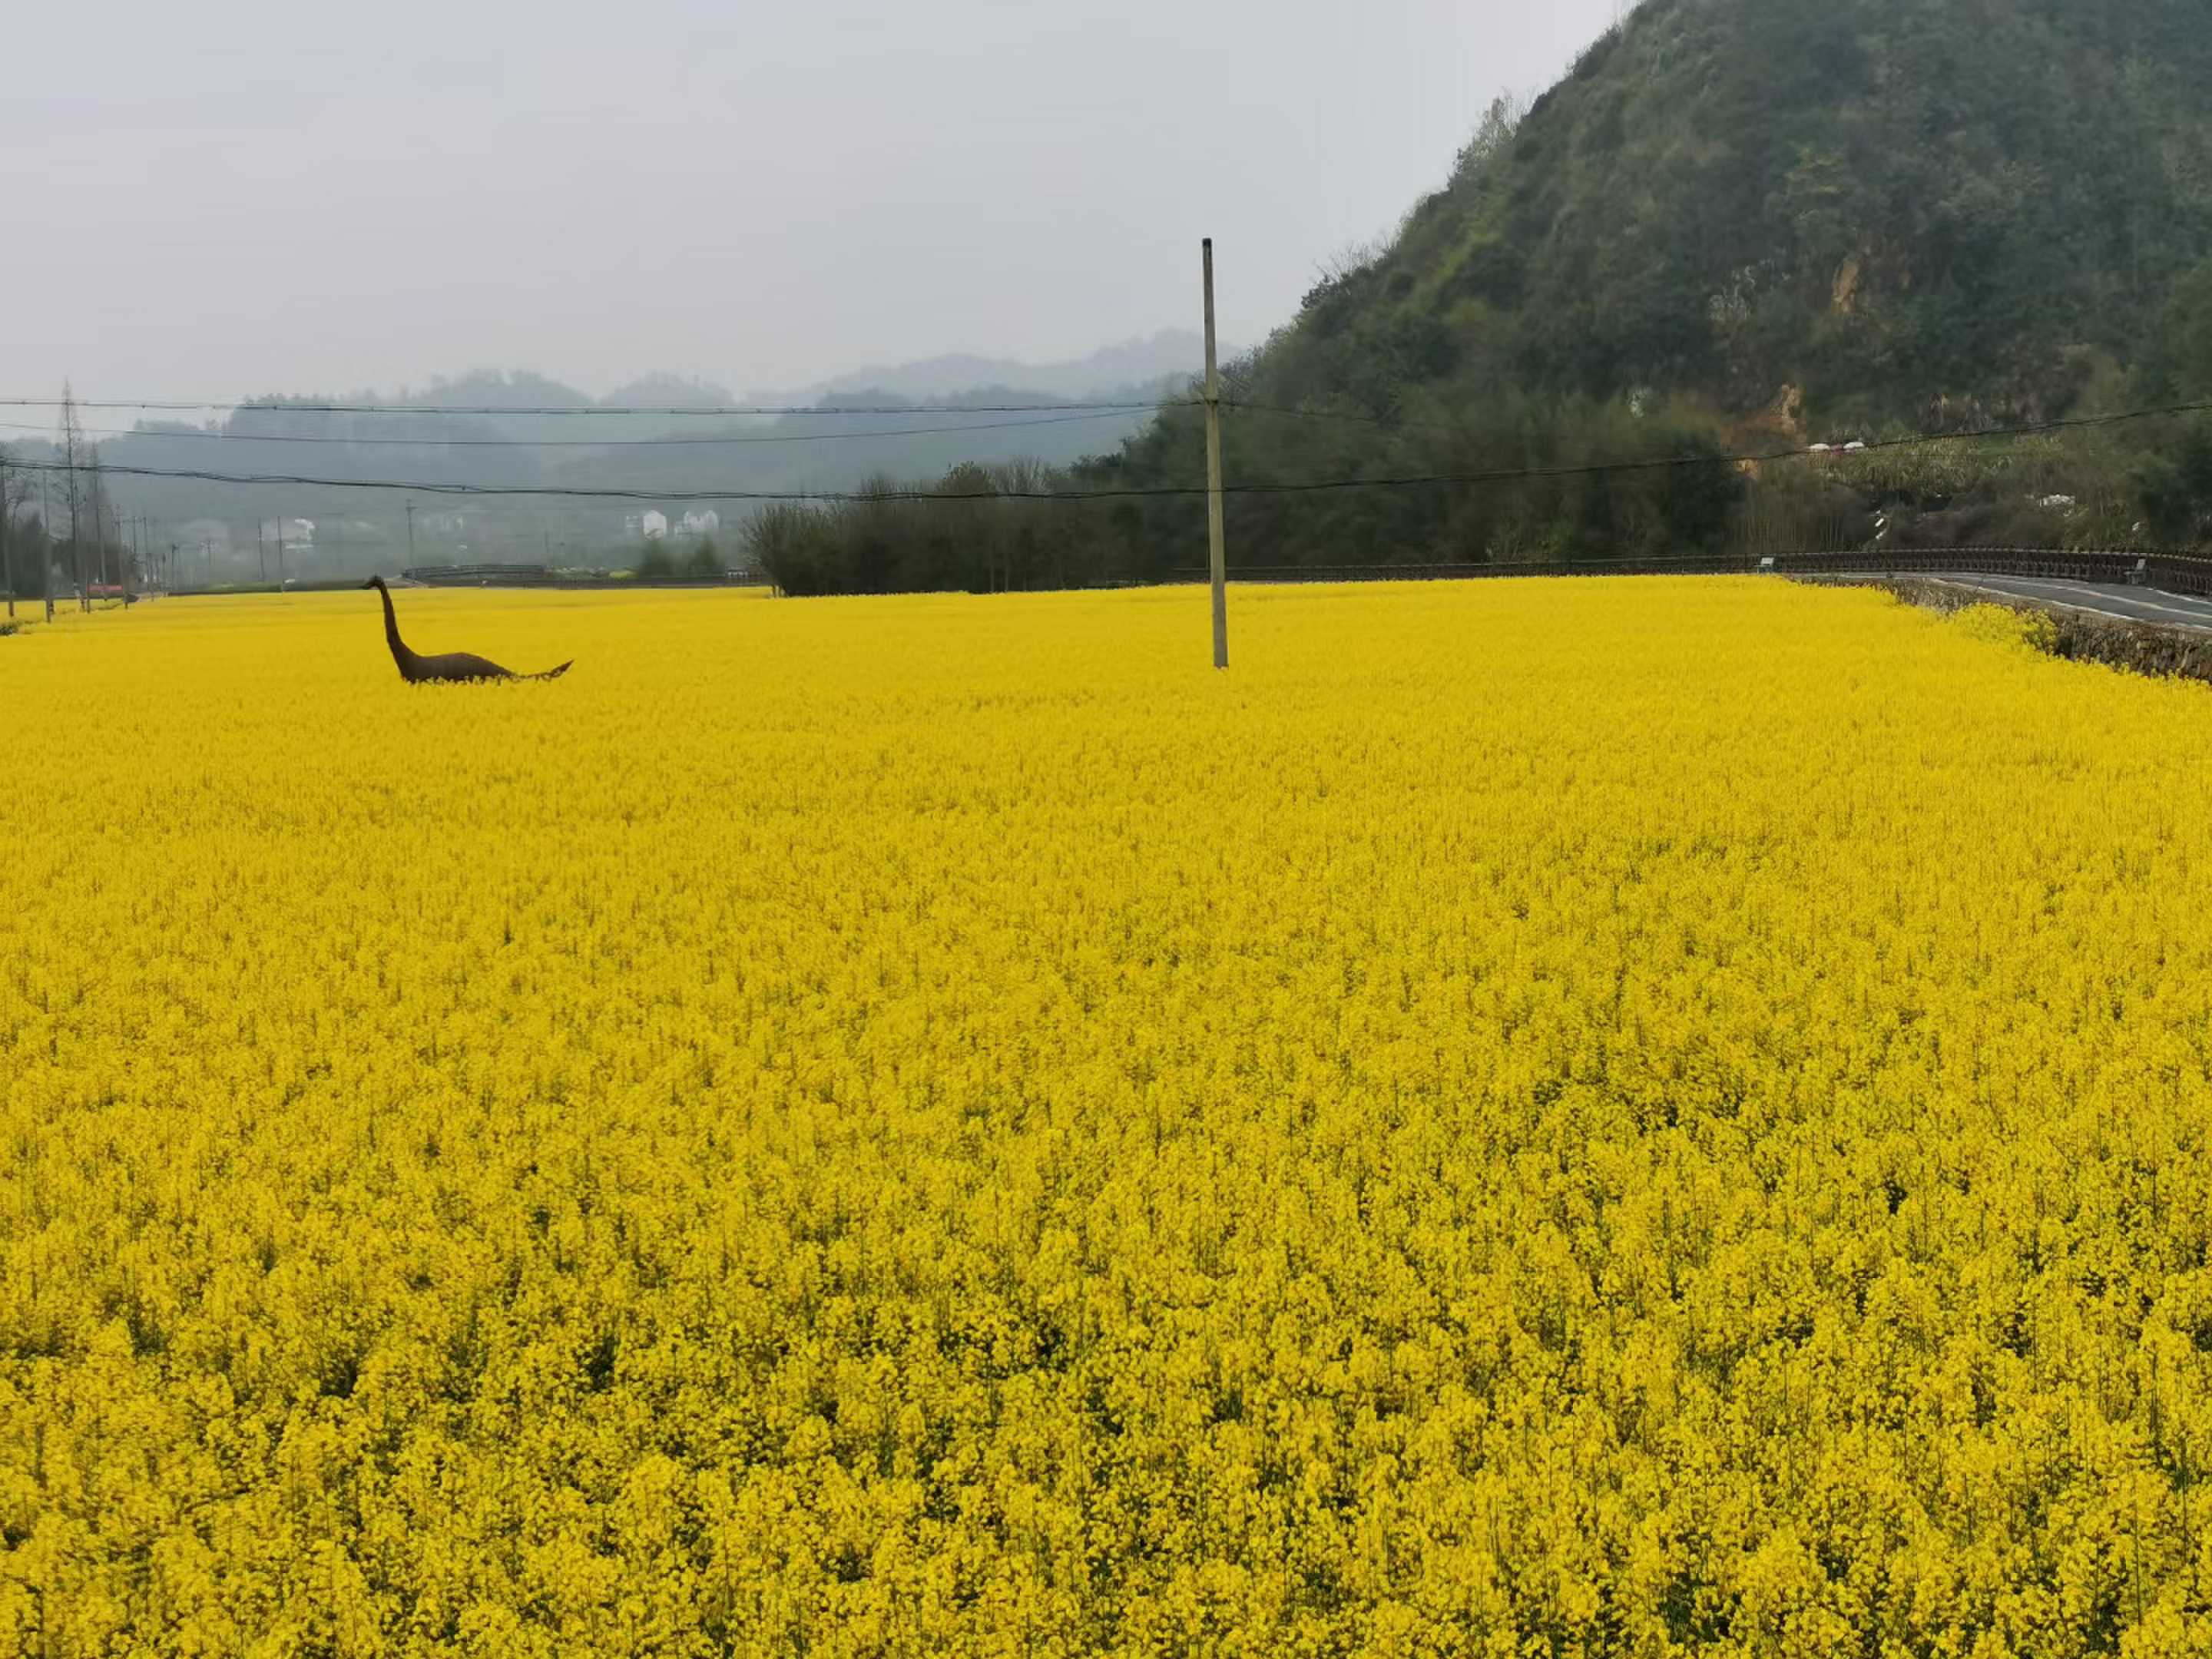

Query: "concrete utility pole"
<box><xmin>406</xmin><ymin>501</ymin><xmax>416</xmax><ymax>570</ymax></box>
<box><xmin>89</xmin><ymin>460</ymin><xmax>108</xmax><ymax>602</ymax></box>
<box><xmin>0</xmin><ymin>457</ymin><xmax>14</xmax><ymax>620</ymax></box>
<box><xmin>1202</xmin><ymin>238</ymin><xmax>1228</xmax><ymax>670</ymax></box>
<box><xmin>40</xmin><ymin>470</ymin><xmax>54</xmax><ymax>623</ymax></box>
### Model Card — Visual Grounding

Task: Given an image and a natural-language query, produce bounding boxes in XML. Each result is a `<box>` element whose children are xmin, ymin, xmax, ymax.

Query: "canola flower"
<box><xmin>2</xmin><ymin>578</ymin><xmax>2210</xmax><ymax>1657</ymax></box>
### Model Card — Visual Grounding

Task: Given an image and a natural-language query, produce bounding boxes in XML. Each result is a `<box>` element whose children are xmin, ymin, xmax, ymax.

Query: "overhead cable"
<box><xmin>7</xmin><ymin>399</ymin><xmax>2207</xmax><ymax>504</ymax></box>
<box><xmin>0</xmin><ymin>396</ymin><xmax>1187</xmax><ymax>418</ymax></box>
<box><xmin>0</xmin><ymin>408</ymin><xmax>1153</xmax><ymax>449</ymax></box>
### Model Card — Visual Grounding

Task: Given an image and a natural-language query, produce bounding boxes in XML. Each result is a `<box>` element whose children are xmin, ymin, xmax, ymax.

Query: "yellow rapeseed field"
<box><xmin>3</xmin><ymin>579</ymin><xmax>2210</xmax><ymax>1657</ymax></box>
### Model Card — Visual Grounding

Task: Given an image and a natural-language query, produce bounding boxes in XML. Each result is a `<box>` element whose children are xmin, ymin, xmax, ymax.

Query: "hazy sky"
<box><xmin>6</xmin><ymin>0</ymin><xmax>1622</xmax><ymax>402</ymax></box>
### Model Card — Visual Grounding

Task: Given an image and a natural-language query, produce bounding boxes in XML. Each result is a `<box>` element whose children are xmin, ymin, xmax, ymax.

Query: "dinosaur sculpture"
<box><xmin>363</xmin><ymin>576</ymin><xmax>573</xmax><ymax>684</ymax></box>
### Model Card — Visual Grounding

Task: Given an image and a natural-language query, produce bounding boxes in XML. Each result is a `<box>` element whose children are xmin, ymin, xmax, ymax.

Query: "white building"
<box><xmin>625</xmin><ymin>511</ymin><xmax>670</xmax><ymax>541</ymax></box>
<box><xmin>677</xmin><ymin>509</ymin><xmax>721</xmax><ymax>539</ymax></box>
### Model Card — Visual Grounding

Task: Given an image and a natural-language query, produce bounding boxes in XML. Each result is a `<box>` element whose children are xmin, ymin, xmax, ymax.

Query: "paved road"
<box><xmin>1926</xmin><ymin>573</ymin><xmax>2212</xmax><ymax>632</ymax></box>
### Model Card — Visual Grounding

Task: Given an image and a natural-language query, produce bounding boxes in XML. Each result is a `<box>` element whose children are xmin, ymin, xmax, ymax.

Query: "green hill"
<box><xmin>1048</xmin><ymin>0</ymin><xmax>2212</xmax><ymax>575</ymax></box>
<box><xmin>1257</xmin><ymin>0</ymin><xmax>2212</xmax><ymax>429</ymax></box>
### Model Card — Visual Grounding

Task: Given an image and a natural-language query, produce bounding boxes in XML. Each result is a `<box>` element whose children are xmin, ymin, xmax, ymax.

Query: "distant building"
<box><xmin>677</xmin><ymin>509</ymin><xmax>720</xmax><ymax>539</ymax></box>
<box><xmin>627</xmin><ymin>510</ymin><xmax>669</xmax><ymax>541</ymax></box>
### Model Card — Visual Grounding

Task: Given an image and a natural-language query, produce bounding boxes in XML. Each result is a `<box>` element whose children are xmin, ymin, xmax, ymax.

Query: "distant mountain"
<box><xmin>400</xmin><ymin>369</ymin><xmax>597</xmax><ymax>411</ymax></box>
<box><xmin>60</xmin><ymin>339</ymin><xmax>1187</xmax><ymax>575</ymax></box>
<box><xmin>364</xmin><ymin>340</ymin><xmax>1210</xmax><ymax>416</ymax></box>
<box><xmin>778</xmin><ymin>331</ymin><xmax>1219</xmax><ymax>403</ymax></box>
<box><xmin>598</xmin><ymin>373</ymin><xmax>740</xmax><ymax>410</ymax></box>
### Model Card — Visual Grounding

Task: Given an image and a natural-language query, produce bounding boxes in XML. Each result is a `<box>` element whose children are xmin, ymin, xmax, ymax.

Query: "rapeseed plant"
<box><xmin>2</xmin><ymin>580</ymin><xmax>2208</xmax><ymax>1656</ymax></box>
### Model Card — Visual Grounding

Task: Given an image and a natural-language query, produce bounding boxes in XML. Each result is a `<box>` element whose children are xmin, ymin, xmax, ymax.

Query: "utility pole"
<box><xmin>40</xmin><ymin>468</ymin><xmax>54</xmax><ymax>623</ymax></box>
<box><xmin>0</xmin><ymin>454</ymin><xmax>14</xmax><ymax>620</ymax></box>
<box><xmin>1202</xmin><ymin>237</ymin><xmax>1228</xmax><ymax>670</ymax></box>
<box><xmin>406</xmin><ymin>501</ymin><xmax>416</xmax><ymax>571</ymax></box>
<box><xmin>88</xmin><ymin>449</ymin><xmax>109</xmax><ymax>604</ymax></box>
<box><xmin>258</xmin><ymin>518</ymin><xmax>268</xmax><ymax>585</ymax></box>
<box><xmin>58</xmin><ymin>386</ymin><xmax>88</xmax><ymax>611</ymax></box>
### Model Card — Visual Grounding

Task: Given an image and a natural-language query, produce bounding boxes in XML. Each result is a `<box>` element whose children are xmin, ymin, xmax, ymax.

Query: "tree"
<box><xmin>2144</xmin><ymin>259</ymin><xmax>2212</xmax><ymax>399</ymax></box>
<box><xmin>1452</xmin><ymin>91</ymin><xmax>1528</xmax><ymax>186</ymax></box>
<box><xmin>685</xmin><ymin>536</ymin><xmax>723</xmax><ymax>578</ymax></box>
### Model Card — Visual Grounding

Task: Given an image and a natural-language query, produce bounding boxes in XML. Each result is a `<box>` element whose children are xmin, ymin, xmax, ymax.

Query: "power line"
<box><xmin>2</xmin><ymin>459</ymin><xmax>1104</xmax><ymax>502</ymax></box>
<box><xmin>0</xmin><ymin>395</ymin><xmax>1187</xmax><ymax>418</ymax></box>
<box><xmin>7</xmin><ymin>391</ymin><xmax>2200</xmax><ymax>443</ymax></box>
<box><xmin>9</xmin><ymin>397</ymin><xmax>2205</xmax><ymax>505</ymax></box>
<box><xmin>0</xmin><ymin>408</ymin><xmax>1155</xmax><ymax>449</ymax></box>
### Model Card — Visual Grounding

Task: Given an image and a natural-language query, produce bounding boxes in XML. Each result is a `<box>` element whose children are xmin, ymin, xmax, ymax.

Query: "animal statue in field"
<box><xmin>363</xmin><ymin>576</ymin><xmax>573</xmax><ymax>684</ymax></box>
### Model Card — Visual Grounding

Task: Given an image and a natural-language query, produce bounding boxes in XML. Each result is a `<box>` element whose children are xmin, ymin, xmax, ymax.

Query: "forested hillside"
<box><xmin>758</xmin><ymin>0</ymin><xmax>2212</xmax><ymax>592</ymax></box>
<box><xmin>1278</xmin><ymin>0</ymin><xmax>2212</xmax><ymax>425</ymax></box>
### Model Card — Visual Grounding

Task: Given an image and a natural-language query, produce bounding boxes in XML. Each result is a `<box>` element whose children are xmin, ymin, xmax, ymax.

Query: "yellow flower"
<box><xmin>3</xmin><ymin>578</ymin><xmax>2208</xmax><ymax>1654</ymax></box>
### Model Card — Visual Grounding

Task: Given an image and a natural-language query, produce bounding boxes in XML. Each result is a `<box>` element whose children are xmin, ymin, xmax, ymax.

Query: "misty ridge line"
<box><xmin>0</xmin><ymin>330</ymin><xmax>1233</xmax><ymax>422</ymax></box>
<box><xmin>0</xmin><ymin>409</ymin><xmax>1174</xmax><ymax>449</ymax></box>
<box><xmin>0</xmin><ymin>399</ymin><xmax>1183</xmax><ymax>418</ymax></box>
